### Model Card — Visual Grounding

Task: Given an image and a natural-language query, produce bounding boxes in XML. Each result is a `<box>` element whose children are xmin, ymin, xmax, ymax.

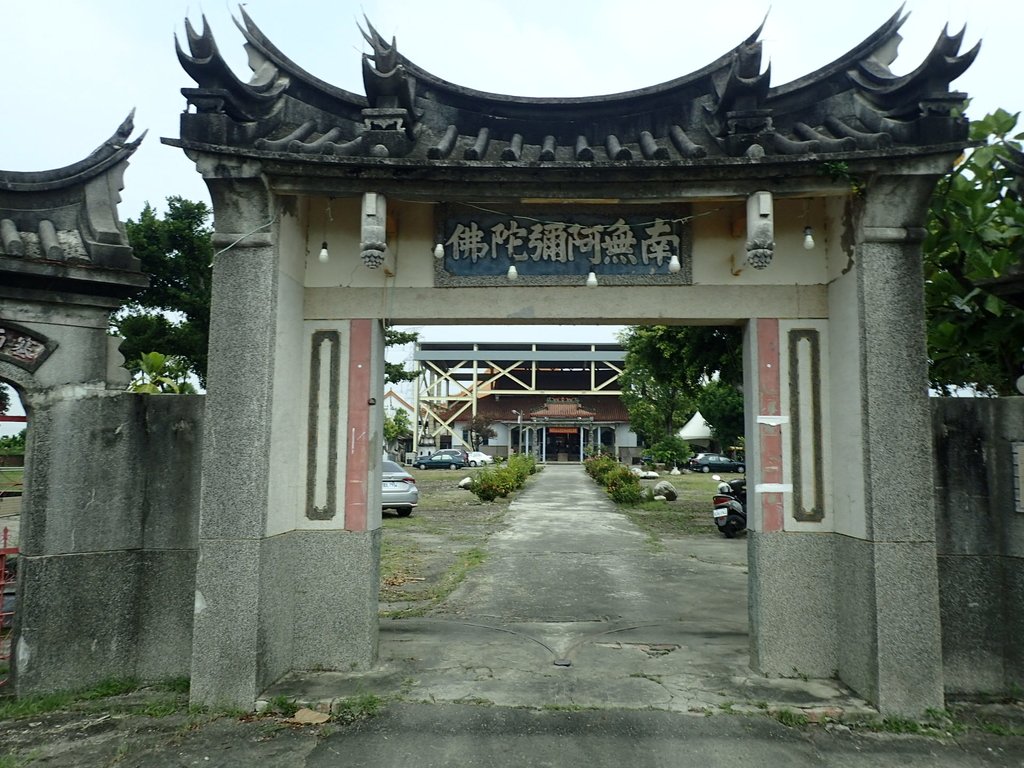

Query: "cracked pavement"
<box><xmin>269</xmin><ymin>464</ymin><xmax>872</xmax><ymax>718</ymax></box>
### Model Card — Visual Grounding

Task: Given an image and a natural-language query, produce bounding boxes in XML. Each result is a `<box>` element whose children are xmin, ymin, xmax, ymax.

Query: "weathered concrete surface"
<box><xmin>5</xmin><ymin>464</ymin><xmax>1024</xmax><ymax>767</ymax></box>
<box><xmin>13</xmin><ymin>393</ymin><xmax>202</xmax><ymax>696</ymax></box>
<box><xmin>267</xmin><ymin>465</ymin><xmax>871</xmax><ymax>716</ymax></box>
<box><xmin>933</xmin><ymin>396</ymin><xmax>1024</xmax><ymax>696</ymax></box>
<box><xmin>5</xmin><ymin>700</ymin><xmax>1024</xmax><ymax>768</ymax></box>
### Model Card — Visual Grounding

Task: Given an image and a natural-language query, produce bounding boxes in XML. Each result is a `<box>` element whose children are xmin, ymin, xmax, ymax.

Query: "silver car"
<box><xmin>467</xmin><ymin>451</ymin><xmax>494</xmax><ymax>467</ymax></box>
<box><xmin>382</xmin><ymin>460</ymin><xmax>418</xmax><ymax>516</ymax></box>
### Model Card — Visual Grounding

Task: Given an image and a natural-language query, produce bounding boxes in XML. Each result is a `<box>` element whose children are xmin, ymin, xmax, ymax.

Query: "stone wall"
<box><xmin>14</xmin><ymin>393</ymin><xmax>203</xmax><ymax>695</ymax></box>
<box><xmin>932</xmin><ymin>396</ymin><xmax>1024</xmax><ymax>696</ymax></box>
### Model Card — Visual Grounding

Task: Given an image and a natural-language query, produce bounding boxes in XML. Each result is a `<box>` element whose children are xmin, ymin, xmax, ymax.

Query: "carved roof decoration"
<box><xmin>170</xmin><ymin>7</ymin><xmax>978</xmax><ymax>171</ymax></box>
<box><xmin>0</xmin><ymin>113</ymin><xmax>148</xmax><ymax>301</ymax></box>
<box><xmin>530</xmin><ymin>398</ymin><xmax>599</xmax><ymax>420</ymax></box>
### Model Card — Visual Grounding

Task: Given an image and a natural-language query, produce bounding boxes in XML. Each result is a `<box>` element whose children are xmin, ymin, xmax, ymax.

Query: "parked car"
<box><xmin>467</xmin><ymin>451</ymin><xmax>494</xmax><ymax>467</ymax></box>
<box><xmin>688</xmin><ymin>453</ymin><xmax>745</xmax><ymax>473</ymax></box>
<box><xmin>382</xmin><ymin>460</ymin><xmax>418</xmax><ymax>516</ymax></box>
<box><xmin>413</xmin><ymin>450</ymin><xmax>468</xmax><ymax>470</ymax></box>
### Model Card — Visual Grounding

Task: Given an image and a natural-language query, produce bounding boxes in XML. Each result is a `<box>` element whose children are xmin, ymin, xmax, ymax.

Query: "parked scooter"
<box><xmin>711</xmin><ymin>474</ymin><xmax>747</xmax><ymax>538</ymax></box>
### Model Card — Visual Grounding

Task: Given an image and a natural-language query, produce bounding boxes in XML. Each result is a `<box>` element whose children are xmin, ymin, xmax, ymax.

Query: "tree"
<box><xmin>117</xmin><ymin>197</ymin><xmax>213</xmax><ymax>386</ymax></box>
<box><xmin>647</xmin><ymin>434</ymin><xmax>691</xmax><ymax>468</ymax></box>
<box><xmin>0</xmin><ymin>385</ymin><xmax>10</xmax><ymax>416</ymax></box>
<box><xmin>116</xmin><ymin>197</ymin><xmax>420</xmax><ymax>388</ymax></box>
<box><xmin>384</xmin><ymin>326</ymin><xmax>420</xmax><ymax>385</ymax></box>
<box><xmin>924</xmin><ymin>109</ymin><xmax>1024</xmax><ymax>395</ymax></box>
<box><xmin>467</xmin><ymin>414</ymin><xmax>496</xmax><ymax>450</ymax></box>
<box><xmin>696</xmin><ymin>379</ymin><xmax>745</xmax><ymax>451</ymax></box>
<box><xmin>0</xmin><ymin>429</ymin><xmax>25</xmax><ymax>456</ymax></box>
<box><xmin>126</xmin><ymin>352</ymin><xmax>197</xmax><ymax>394</ymax></box>
<box><xmin>383</xmin><ymin>409</ymin><xmax>412</xmax><ymax>455</ymax></box>
<box><xmin>618</xmin><ymin>325</ymin><xmax>742</xmax><ymax>444</ymax></box>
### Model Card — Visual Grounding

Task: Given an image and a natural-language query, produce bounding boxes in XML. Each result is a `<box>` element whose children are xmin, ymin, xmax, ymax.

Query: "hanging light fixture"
<box><xmin>433</xmin><ymin>243</ymin><xmax>444</xmax><ymax>259</ymax></box>
<box><xmin>319</xmin><ymin>198</ymin><xmax>333</xmax><ymax>264</ymax></box>
<box><xmin>668</xmin><ymin>253</ymin><xmax>681</xmax><ymax>273</ymax></box>
<box><xmin>507</xmin><ymin>264</ymin><xmax>518</xmax><ymax>281</ymax></box>
<box><xmin>586</xmin><ymin>271</ymin><xmax>598</xmax><ymax>288</ymax></box>
<box><xmin>803</xmin><ymin>226</ymin><xmax>815</xmax><ymax>250</ymax></box>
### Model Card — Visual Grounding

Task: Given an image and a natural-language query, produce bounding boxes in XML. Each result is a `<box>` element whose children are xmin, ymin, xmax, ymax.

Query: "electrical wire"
<box><xmin>211</xmin><ymin>214</ymin><xmax>279</xmax><ymax>262</ymax></box>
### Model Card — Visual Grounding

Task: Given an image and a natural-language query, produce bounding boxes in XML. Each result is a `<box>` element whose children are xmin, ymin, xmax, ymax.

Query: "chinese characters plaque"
<box><xmin>434</xmin><ymin>205</ymin><xmax>692</xmax><ymax>287</ymax></box>
<box><xmin>0</xmin><ymin>321</ymin><xmax>56</xmax><ymax>373</ymax></box>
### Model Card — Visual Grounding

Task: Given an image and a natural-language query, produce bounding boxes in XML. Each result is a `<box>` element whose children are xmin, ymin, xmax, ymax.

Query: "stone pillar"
<box><xmin>833</xmin><ymin>175</ymin><xmax>944</xmax><ymax>715</ymax></box>
<box><xmin>189</xmin><ymin>177</ymin><xmax>383</xmax><ymax>709</ymax></box>
<box><xmin>8</xmin><ymin>313</ymin><xmax>202</xmax><ymax>697</ymax></box>
<box><xmin>189</xmin><ymin>177</ymin><xmax>280</xmax><ymax>708</ymax></box>
<box><xmin>746</xmin><ymin>172</ymin><xmax>947</xmax><ymax>716</ymax></box>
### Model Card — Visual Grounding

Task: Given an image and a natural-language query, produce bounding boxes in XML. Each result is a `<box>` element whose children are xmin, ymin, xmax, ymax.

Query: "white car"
<box><xmin>467</xmin><ymin>451</ymin><xmax>494</xmax><ymax>467</ymax></box>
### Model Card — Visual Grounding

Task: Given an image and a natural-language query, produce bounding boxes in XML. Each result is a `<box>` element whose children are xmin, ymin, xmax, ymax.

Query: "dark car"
<box><xmin>689</xmin><ymin>453</ymin><xmax>745</xmax><ymax>474</ymax></box>
<box><xmin>413</xmin><ymin>449</ymin><xmax>468</xmax><ymax>470</ymax></box>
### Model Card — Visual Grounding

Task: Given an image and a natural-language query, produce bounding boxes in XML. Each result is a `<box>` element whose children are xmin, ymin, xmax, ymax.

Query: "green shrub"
<box><xmin>649</xmin><ymin>436</ymin><xmax>691</xmax><ymax>468</ymax></box>
<box><xmin>603</xmin><ymin>465</ymin><xmax>642</xmax><ymax>505</ymax></box>
<box><xmin>584</xmin><ymin>455</ymin><xmax>618</xmax><ymax>484</ymax></box>
<box><xmin>469</xmin><ymin>454</ymin><xmax>535</xmax><ymax>502</ymax></box>
<box><xmin>507</xmin><ymin>452</ymin><xmax>536</xmax><ymax>482</ymax></box>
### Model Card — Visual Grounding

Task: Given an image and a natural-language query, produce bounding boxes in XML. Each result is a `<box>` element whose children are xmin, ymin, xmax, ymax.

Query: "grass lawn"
<box><xmin>0</xmin><ymin>468</ymin><xmax>22</xmax><ymax>493</ymax></box>
<box><xmin>620</xmin><ymin>470</ymin><xmax>744</xmax><ymax>544</ymax></box>
<box><xmin>378</xmin><ymin>465</ymin><xmax>515</xmax><ymax>617</ymax></box>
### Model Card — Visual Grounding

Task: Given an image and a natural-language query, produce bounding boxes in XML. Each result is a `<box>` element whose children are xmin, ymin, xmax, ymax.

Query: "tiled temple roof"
<box><xmin>440</xmin><ymin>395</ymin><xmax>629</xmax><ymax>423</ymax></box>
<box><xmin>0</xmin><ymin>113</ymin><xmax>148</xmax><ymax>300</ymax></box>
<box><xmin>170</xmin><ymin>7</ymin><xmax>977</xmax><ymax>170</ymax></box>
<box><xmin>529</xmin><ymin>398</ymin><xmax>599</xmax><ymax>420</ymax></box>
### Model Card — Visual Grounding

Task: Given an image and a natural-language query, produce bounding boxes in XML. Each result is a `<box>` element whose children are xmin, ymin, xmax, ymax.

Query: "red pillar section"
<box><xmin>345</xmin><ymin>319</ymin><xmax>373</xmax><ymax>531</ymax></box>
<box><xmin>757</xmin><ymin>318</ymin><xmax>785</xmax><ymax>532</ymax></box>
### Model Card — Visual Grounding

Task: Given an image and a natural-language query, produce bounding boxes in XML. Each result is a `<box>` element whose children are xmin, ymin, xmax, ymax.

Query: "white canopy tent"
<box><xmin>678</xmin><ymin>411</ymin><xmax>713</xmax><ymax>447</ymax></box>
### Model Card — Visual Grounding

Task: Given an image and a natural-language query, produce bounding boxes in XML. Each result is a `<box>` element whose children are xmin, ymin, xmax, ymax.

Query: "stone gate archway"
<box><xmin>1</xmin><ymin>116</ymin><xmax>207</xmax><ymax>697</ymax></box>
<box><xmin>171</xmin><ymin>9</ymin><xmax>976</xmax><ymax>715</ymax></box>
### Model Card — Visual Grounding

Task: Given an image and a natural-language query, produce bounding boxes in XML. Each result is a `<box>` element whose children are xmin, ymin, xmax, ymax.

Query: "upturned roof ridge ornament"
<box><xmin>358</xmin><ymin>16</ymin><xmax>420</xmax><ymax>154</ymax></box>
<box><xmin>176</xmin><ymin>13</ymin><xmax>287</xmax><ymax>122</ymax></box>
<box><xmin>706</xmin><ymin>39</ymin><xmax>773</xmax><ymax>156</ymax></box>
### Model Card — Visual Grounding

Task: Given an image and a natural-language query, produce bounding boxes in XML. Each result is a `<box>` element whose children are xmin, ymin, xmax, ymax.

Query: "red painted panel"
<box><xmin>345</xmin><ymin>319</ymin><xmax>372</xmax><ymax>531</ymax></box>
<box><xmin>757</xmin><ymin>318</ymin><xmax>784</xmax><ymax>532</ymax></box>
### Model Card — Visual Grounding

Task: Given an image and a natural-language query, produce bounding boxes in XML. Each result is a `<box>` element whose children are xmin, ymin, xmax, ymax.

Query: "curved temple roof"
<box><xmin>170</xmin><ymin>7</ymin><xmax>977</xmax><ymax>171</ymax></box>
<box><xmin>0</xmin><ymin>113</ymin><xmax>148</xmax><ymax>298</ymax></box>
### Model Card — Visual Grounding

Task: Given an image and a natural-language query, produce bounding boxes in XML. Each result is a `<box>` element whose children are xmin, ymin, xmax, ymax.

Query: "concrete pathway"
<box><xmin>272</xmin><ymin>464</ymin><xmax>869</xmax><ymax>716</ymax></box>
<box><xmin>14</xmin><ymin>466</ymin><xmax>1022</xmax><ymax>767</ymax></box>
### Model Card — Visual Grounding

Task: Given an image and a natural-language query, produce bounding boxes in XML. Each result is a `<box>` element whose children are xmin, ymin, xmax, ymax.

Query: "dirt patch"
<box><xmin>379</xmin><ymin>467</ymin><xmax>513</xmax><ymax>616</ymax></box>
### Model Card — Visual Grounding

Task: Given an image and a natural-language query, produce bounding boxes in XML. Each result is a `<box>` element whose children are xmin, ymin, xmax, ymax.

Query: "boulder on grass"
<box><xmin>458</xmin><ymin>476</ymin><xmax>474</xmax><ymax>489</ymax></box>
<box><xmin>652</xmin><ymin>480</ymin><xmax>678</xmax><ymax>501</ymax></box>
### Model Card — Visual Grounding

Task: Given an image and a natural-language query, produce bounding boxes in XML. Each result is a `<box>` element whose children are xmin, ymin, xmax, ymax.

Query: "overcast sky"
<box><xmin>1</xmin><ymin>1</ymin><xmax>1019</xmax><ymax>422</ymax></box>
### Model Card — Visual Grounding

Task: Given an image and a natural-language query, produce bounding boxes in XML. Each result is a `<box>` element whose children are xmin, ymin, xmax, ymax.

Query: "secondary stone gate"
<box><xmin>0</xmin><ymin>115</ymin><xmax>204</xmax><ymax>695</ymax></box>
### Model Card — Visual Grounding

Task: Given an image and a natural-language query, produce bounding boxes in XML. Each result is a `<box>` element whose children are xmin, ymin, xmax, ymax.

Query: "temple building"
<box><xmin>412</xmin><ymin>341</ymin><xmax>635</xmax><ymax>462</ymax></box>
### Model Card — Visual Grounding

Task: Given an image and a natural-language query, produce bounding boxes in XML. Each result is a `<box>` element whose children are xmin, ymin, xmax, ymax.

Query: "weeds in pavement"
<box><xmin>773</xmin><ymin>709</ymin><xmax>809</xmax><ymax>727</ymax></box>
<box><xmin>382</xmin><ymin>547</ymin><xmax>488</xmax><ymax>618</ymax></box>
<box><xmin>0</xmin><ymin>677</ymin><xmax>143</xmax><ymax>720</ymax></box>
<box><xmin>333</xmin><ymin>693</ymin><xmax>385</xmax><ymax>724</ymax></box>
<box><xmin>265</xmin><ymin>695</ymin><xmax>300</xmax><ymax>718</ymax></box>
<box><xmin>153</xmin><ymin>677</ymin><xmax>190</xmax><ymax>694</ymax></box>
